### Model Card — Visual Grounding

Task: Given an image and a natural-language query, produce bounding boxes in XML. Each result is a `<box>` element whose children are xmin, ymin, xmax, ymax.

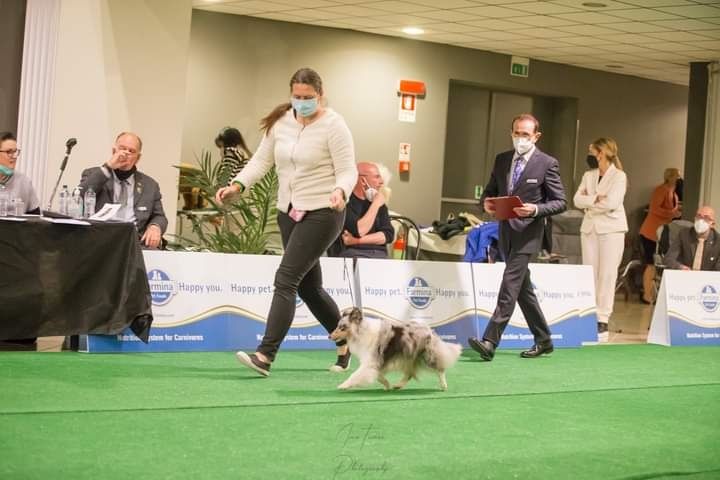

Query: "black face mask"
<box><xmin>114</xmin><ymin>166</ymin><xmax>137</xmax><ymax>181</ymax></box>
<box><xmin>586</xmin><ymin>155</ymin><xmax>599</xmax><ymax>169</ymax></box>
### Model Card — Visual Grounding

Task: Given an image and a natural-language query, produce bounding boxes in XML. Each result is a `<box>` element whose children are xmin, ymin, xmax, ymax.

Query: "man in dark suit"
<box><xmin>469</xmin><ymin>113</ymin><xmax>567</xmax><ymax>361</ymax></box>
<box><xmin>80</xmin><ymin>132</ymin><xmax>167</xmax><ymax>248</ymax></box>
<box><xmin>665</xmin><ymin>206</ymin><xmax>720</xmax><ymax>271</ymax></box>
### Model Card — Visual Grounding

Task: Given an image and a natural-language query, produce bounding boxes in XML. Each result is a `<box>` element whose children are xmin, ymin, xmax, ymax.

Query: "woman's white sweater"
<box><xmin>233</xmin><ymin>108</ymin><xmax>357</xmax><ymax>213</ymax></box>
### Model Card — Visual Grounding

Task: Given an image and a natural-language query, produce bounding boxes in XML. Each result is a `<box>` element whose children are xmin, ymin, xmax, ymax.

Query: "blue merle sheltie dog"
<box><xmin>329</xmin><ymin>307</ymin><xmax>462</xmax><ymax>391</ymax></box>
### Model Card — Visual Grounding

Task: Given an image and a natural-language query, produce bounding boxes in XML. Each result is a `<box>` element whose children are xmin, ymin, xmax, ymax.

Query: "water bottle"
<box><xmin>58</xmin><ymin>185</ymin><xmax>70</xmax><ymax>215</ymax></box>
<box><xmin>84</xmin><ymin>187</ymin><xmax>96</xmax><ymax>218</ymax></box>
<box><xmin>68</xmin><ymin>186</ymin><xmax>83</xmax><ymax>218</ymax></box>
<box><xmin>0</xmin><ymin>184</ymin><xmax>8</xmax><ymax>217</ymax></box>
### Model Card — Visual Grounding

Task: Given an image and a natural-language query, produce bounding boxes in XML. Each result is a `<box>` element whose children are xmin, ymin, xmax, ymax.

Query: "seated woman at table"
<box><xmin>0</xmin><ymin>132</ymin><xmax>40</xmax><ymax>215</ymax></box>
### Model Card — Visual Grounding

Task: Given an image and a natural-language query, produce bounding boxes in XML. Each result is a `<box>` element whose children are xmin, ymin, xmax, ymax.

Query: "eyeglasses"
<box><xmin>696</xmin><ymin>214</ymin><xmax>714</xmax><ymax>223</ymax></box>
<box><xmin>0</xmin><ymin>149</ymin><xmax>20</xmax><ymax>157</ymax></box>
<box><xmin>359</xmin><ymin>174</ymin><xmax>382</xmax><ymax>179</ymax></box>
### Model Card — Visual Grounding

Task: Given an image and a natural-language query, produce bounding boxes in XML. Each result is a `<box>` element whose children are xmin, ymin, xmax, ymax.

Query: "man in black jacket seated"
<box><xmin>328</xmin><ymin>162</ymin><xmax>393</xmax><ymax>259</ymax></box>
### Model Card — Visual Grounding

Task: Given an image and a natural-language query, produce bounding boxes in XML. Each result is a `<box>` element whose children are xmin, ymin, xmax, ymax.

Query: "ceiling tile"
<box><xmin>419</xmin><ymin>22</ymin><xmax>485</xmax><ymax>33</ymax></box>
<box><xmin>479</xmin><ymin>0</ymin><xmax>540</xmax><ymax>4</ymax></box>
<box><xmin>680</xmin><ymin>39</ymin><xmax>720</xmax><ymax>49</ymax></box>
<box><xmin>307</xmin><ymin>19</ymin><xmax>356</xmax><ymax>29</ymax></box>
<box><xmin>424</xmin><ymin>32</ymin><xmax>483</xmax><ymax>43</ymax></box>
<box><xmin>219</xmin><ymin>1</ymin><xmax>294</xmax><ymax>12</ymax></box>
<box><xmin>547</xmin><ymin>0</ymin><xmax>634</xmax><ymax>10</ymax></box>
<box><xmin>318</xmin><ymin>5</ymin><xmax>391</xmax><ymax>16</ymax></box>
<box><xmin>556</xmin><ymin>25</ymin><xmax>620</xmax><ymax>35</ymax></box>
<box><xmin>552</xmin><ymin>45</ymin><xmax>612</xmax><ymax>55</ymax></box>
<box><xmin>405</xmin><ymin>0</ymin><xmax>478</xmax><ymax>7</ymax></box>
<box><xmin>693</xmin><ymin>29</ymin><xmax>720</xmax><ymax>40</ymax></box>
<box><xmin>454</xmin><ymin>5</ymin><xmax>525</xmax><ymax>18</ymax></box>
<box><xmin>269</xmin><ymin>0</ymin><xmax>336</xmax><ymax>7</ymax></box>
<box><xmin>656</xmin><ymin>5</ymin><xmax>720</xmax><ymax>18</ymax></box>
<box><xmin>504</xmin><ymin>1</ymin><xmax>582</xmax><ymax>14</ymax></box>
<box><xmin>332</xmin><ymin>16</ymin><xmax>394</xmax><ymax>27</ymax></box>
<box><xmin>512</xmin><ymin>15</ymin><xmax>579</xmax><ymax>27</ymax></box>
<box><xmin>459</xmin><ymin>18</ymin><xmax>519</xmax><ymax>29</ymax></box>
<box><xmin>363</xmin><ymin>1</ymin><xmax>436</xmax><ymax>13</ymax></box>
<box><xmin>471</xmin><ymin>30</ymin><xmax>529</xmax><ymax>40</ymax></box>
<box><xmin>559</xmin><ymin>36</ymin><xmax>615</xmax><ymax>46</ymax></box>
<box><xmin>289</xmin><ymin>9</ymin><xmax>349</xmax><ymax>20</ymax></box>
<box><xmin>610</xmin><ymin>33</ymin><xmax>667</xmax><ymax>43</ymax></box>
<box><xmin>270</xmin><ymin>9</ymin><xmax>335</xmax><ymax>20</ymax></box>
<box><xmin>551</xmin><ymin>12</ymin><xmax>625</xmax><ymax>23</ymax></box>
<box><xmin>415</xmin><ymin>9</ymin><xmax>483</xmax><ymax>22</ymax></box>
<box><xmin>521</xmin><ymin>27</ymin><xmax>577</xmax><ymax>38</ymax></box>
<box><xmin>366</xmin><ymin>14</ymin><xmax>439</xmax><ymax>24</ymax></box>
<box><xmin>512</xmin><ymin>38</ymin><xmax>572</xmax><ymax>48</ymax></box>
<box><xmin>604</xmin><ymin>21</ymin><xmax>672</xmax><ymax>33</ymax></box>
<box><xmin>647</xmin><ymin>18</ymin><xmax>720</xmax><ymax>30</ymax></box>
<box><xmin>647</xmin><ymin>31</ymin><xmax>718</xmax><ymax>42</ymax></box>
<box><xmin>679</xmin><ymin>49</ymin><xmax>720</xmax><ymax>60</ymax></box>
<box><xmin>649</xmin><ymin>41</ymin><xmax>707</xmax><ymax>51</ymax></box>
<box><xmin>617</xmin><ymin>0</ymin><xmax>697</xmax><ymax>6</ymax></box>
<box><xmin>607</xmin><ymin>8</ymin><xmax>683</xmax><ymax>21</ymax></box>
<box><xmin>597</xmin><ymin>43</ymin><xmax>660</xmax><ymax>53</ymax></box>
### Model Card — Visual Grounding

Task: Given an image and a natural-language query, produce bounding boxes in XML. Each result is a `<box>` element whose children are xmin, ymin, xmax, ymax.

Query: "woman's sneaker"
<box><xmin>597</xmin><ymin>322</ymin><xmax>609</xmax><ymax>343</ymax></box>
<box><xmin>330</xmin><ymin>351</ymin><xmax>351</xmax><ymax>372</ymax></box>
<box><xmin>235</xmin><ymin>351</ymin><xmax>271</xmax><ymax>377</ymax></box>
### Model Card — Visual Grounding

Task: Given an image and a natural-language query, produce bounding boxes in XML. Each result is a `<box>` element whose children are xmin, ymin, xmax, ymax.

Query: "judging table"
<box><xmin>0</xmin><ymin>215</ymin><xmax>153</xmax><ymax>341</ymax></box>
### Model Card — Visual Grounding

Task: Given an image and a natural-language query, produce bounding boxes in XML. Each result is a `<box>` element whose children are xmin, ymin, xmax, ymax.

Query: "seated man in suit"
<box><xmin>80</xmin><ymin>132</ymin><xmax>167</xmax><ymax>248</ymax></box>
<box><xmin>0</xmin><ymin>131</ymin><xmax>40</xmax><ymax>214</ymax></box>
<box><xmin>665</xmin><ymin>206</ymin><xmax>720</xmax><ymax>271</ymax></box>
<box><xmin>328</xmin><ymin>162</ymin><xmax>393</xmax><ymax>258</ymax></box>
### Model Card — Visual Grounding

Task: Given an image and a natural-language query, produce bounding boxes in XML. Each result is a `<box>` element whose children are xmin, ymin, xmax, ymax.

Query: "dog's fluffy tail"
<box><xmin>430</xmin><ymin>335</ymin><xmax>463</xmax><ymax>370</ymax></box>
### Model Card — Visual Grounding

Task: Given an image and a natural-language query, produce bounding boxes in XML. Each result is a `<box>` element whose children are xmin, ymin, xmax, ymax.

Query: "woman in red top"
<box><xmin>638</xmin><ymin>168</ymin><xmax>680</xmax><ymax>303</ymax></box>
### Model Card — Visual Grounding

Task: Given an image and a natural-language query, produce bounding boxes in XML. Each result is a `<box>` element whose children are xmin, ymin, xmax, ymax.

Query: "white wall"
<box><xmin>702</xmin><ymin>62</ymin><xmax>720</xmax><ymax>215</ymax></box>
<box><xmin>182</xmin><ymin>11</ymin><xmax>689</xmax><ymax>228</ymax></box>
<box><xmin>45</xmin><ymin>0</ymin><xmax>192</xmax><ymax>233</ymax></box>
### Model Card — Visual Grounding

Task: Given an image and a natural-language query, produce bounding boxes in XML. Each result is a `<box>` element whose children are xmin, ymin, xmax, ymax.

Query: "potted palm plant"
<box><xmin>172</xmin><ymin>151</ymin><xmax>279</xmax><ymax>254</ymax></box>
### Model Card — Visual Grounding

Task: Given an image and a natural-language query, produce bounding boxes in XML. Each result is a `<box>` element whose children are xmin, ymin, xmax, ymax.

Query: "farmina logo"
<box><xmin>405</xmin><ymin>277</ymin><xmax>435</xmax><ymax>309</ymax></box>
<box><xmin>699</xmin><ymin>285</ymin><xmax>720</xmax><ymax>313</ymax></box>
<box><xmin>148</xmin><ymin>269</ymin><xmax>176</xmax><ymax>306</ymax></box>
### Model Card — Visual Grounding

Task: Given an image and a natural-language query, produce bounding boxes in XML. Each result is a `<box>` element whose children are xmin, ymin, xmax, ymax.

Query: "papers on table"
<box><xmin>40</xmin><ymin>217</ymin><xmax>91</xmax><ymax>226</ymax></box>
<box><xmin>90</xmin><ymin>203</ymin><xmax>121</xmax><ymax>222</ymax></box>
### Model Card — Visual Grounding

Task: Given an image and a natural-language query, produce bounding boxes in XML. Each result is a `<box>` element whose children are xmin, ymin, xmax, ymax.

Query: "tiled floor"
<box><xmin>34</xmin><ymin>294</ymin><xmax>652</xmax><ymax>352</ymax></box>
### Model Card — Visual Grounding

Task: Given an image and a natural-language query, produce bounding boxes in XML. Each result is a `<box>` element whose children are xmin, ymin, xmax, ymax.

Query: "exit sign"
<box><xmin>511</xmin><ymin>56</ymin><xmax>529</xmax><ymax>78</ymax></box>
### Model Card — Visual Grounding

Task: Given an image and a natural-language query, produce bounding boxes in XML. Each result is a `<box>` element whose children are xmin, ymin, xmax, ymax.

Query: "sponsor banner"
<box><xmin>357</xmin><ymin>258</ymin><xmax>477</xmax><ymax>345</ymax></box>
<box><xmin>648</xmin><ymin>270</ymin><xmax>720</xmax><ymax>346</ymax></box>
<box><xmin>83</xmin><ymin>251</ymin><xmax>355</xmax><ymax>352</ymax></box>
<box><xmin>473</xmin><ymin>263</ymin><xmax>597</xmax><ymax>348</ymax></box>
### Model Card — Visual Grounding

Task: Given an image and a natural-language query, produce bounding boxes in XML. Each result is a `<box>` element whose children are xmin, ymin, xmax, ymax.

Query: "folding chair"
<box><xmin>389</xmin><ymin>214</ymin><xmax>421</xmax><ymax>260</ymax></box>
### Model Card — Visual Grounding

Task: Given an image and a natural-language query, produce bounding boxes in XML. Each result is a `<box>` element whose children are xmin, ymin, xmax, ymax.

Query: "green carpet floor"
<box><xmin>1</xmin><ymin>345</ymin><xmax>719</xmax><ymax>479</ymax></box>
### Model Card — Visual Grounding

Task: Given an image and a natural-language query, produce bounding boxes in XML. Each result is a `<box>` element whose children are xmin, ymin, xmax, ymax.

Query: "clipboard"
<box><xmin>486</xmin><ymin>196</ymin><xmax>523</xmax><ymax>220</ymax></box>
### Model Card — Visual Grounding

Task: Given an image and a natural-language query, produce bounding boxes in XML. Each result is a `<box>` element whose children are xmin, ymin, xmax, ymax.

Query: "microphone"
<box><xmin>47</xmin><ymin>137</ymin><xmax>78</xmax><ymax>211</ymax></box>
<box><xmin>60</xmin><ymin>138</ymin><xmax>77</xmax><ymax>171</ymax></box>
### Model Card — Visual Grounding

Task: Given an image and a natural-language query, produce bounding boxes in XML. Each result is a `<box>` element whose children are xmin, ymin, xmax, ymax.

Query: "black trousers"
<box><xmin>257</xmin><ymin>208</ymin><xmax>345</xmax><ymax>361</ymax></box>
<box><xmin>482</xmin><ymin>252</ymin><xmax>552</xmax><ymax>347</ymax></box>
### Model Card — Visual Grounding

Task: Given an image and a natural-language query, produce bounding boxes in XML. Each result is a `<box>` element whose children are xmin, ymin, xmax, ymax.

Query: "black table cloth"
<box><xmin>0</xmin><ymin>217</ymin><xmax>153</xmax><ymax>341</ymax></box>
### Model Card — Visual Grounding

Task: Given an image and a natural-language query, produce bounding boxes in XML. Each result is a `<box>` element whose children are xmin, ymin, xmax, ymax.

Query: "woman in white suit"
<box><xmin>574</xmin><ymin>138</ymin><xmax>628</xmax><ymax>342</ymax></box>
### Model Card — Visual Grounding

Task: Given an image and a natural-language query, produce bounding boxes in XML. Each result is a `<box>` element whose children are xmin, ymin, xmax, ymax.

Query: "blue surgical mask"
<box><xmin>0</xmin><ymin>164</ymin><xmax>14</xmax><ymax>179</ymax></box>
<box><xmin>291</xmin><ymin>97</ymin><xmax>318</xmax><ymax>117</ymax></box>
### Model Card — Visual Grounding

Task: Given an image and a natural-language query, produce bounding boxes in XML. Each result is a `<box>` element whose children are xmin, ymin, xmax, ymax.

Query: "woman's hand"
<box><xmin>330</xmin><ymin>188</ymin><xmax>346</xmax><ymax>211</ymax></box>
<box><xmin>215</xmin><ymin>184</ymin><xmax>241</xmax><ymax>204</ymax></box>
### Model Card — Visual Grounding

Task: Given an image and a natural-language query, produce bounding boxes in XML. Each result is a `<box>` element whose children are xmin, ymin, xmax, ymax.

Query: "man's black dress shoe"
<box><xmin>468</xmin><ymin>337</ymin><xmax>495</xmax><ymax>361</ymax></box>
<box><xmin>520</xmin><ymin>343</ymin><xmax>554</xmax><ymax>358</ymax></box>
